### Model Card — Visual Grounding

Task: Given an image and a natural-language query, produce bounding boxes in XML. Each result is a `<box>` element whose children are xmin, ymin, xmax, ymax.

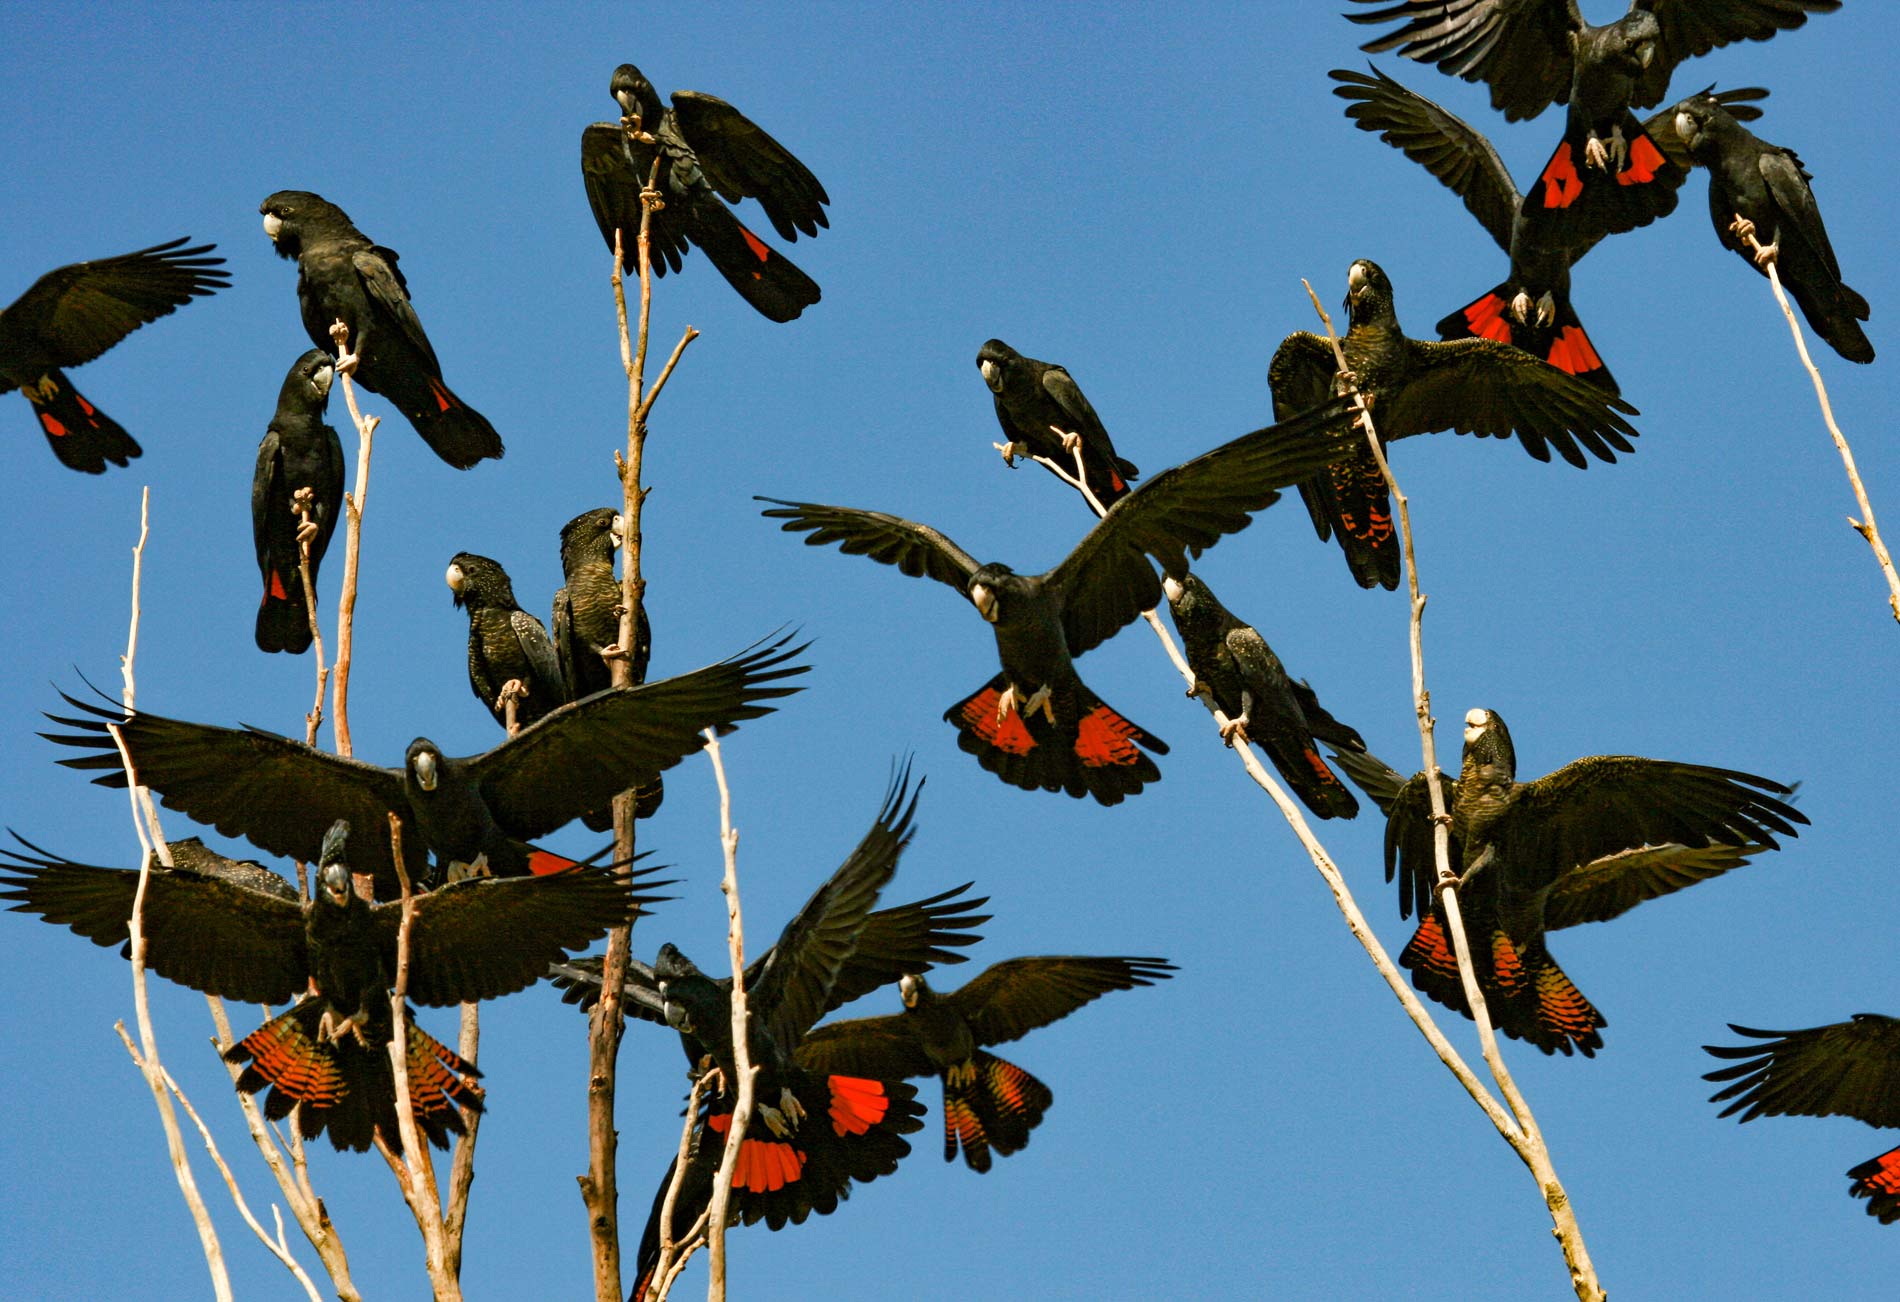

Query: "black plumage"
<box><xmin>447</xmin><ymin>552</ymin><xmax>566</xmax><ymax>731</ymax></box>
<box><xmin>1161</xmin><ymin>574</ymin><xmax>1365</xmax><ymax>819</ymax></box>
<box><xmin>42</xmin><ymin>635</ymin><xmax>807</xmax><ymax>894</ymax></box>
<box><xmin>1269</xmin><ymin>259</ymin><xmax>1640</xmax><ymax>589</ymax></box>
<box><xmin>1705</xmin><ymin>1017</ymin><xmax>1900</xmax><ymax>1222</ymax></box>
<box><xmin>581</xmin><ymin>63</ymin><xmax>828</xmax><ymax>322</ymax></box>
<box><xmin>976</xmin><ymin>339</ymin><xmax>1140</xmax><ymax>508</ymax></box>
<box><xmin>260</xmin><ymin>191</ymin><xmax>502</xmax><ymax>469</ymax></box>
<box><xmin>0</xmin><ymin>820</ymin><xmax>652</xmax><ymax>1151</ymax></box>
<box><xmin>252</xmin><ymin>349</ymin><xmax>343</xmax><ymax>654</ymax></box>
<box><xmin>1332</xmin><ymin>67</ymin><xmax>1770</xmax><ymax>393</ymax></box>
<box><xmin>553</xmin><ymin>508</ymin><xmax>661</xmax><ymax>821</ymax></box>
<box><xmin>800</xmin><ymin>956</ymin><xmax>1176</xmax><ymax>1172</ymax></box>
<box><xmin>1348</xmin><ymin>1</ymin><xmax>1840</xmax><ymax>241</ymax></box>
<box><xmin>758</xmin><ymin>395</ymin><xmax>1358</xmax><ymax>804</ymax></box>
<box><xmin>1</xmin><ymin>237</ymin><xmax>228</xmax><ymax>472</ymax></box>
<box><xmin>1673</xmin><ymin>89</ymin><xmax>1873</xmax><ymax>363</ymax></box>
<box><xmin>1334</xmin><ymin>708</ymin><xmax>1805</xmax><ymax>1055</ymax></box>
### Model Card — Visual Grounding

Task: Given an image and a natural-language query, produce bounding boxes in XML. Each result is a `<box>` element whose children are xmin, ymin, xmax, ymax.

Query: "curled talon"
<box><xmin>1751</xmin><ymin>241</ymin><xmax>1779</xmax><ymax>269</ymax></box>
<box><xmin>1536</xmin><ymin>292</ymin><xmax>1557</xmax><ymax>328</ymax></box>
<box><xmin>599</xmin><ymin>642</ymin><xmax>627</xmax><ymax>661</ymax></box>
<box><xmin>1510</xmin><ymin>290</ymin><xmax>1533</xmax><ymax>324</ymax></box>
<box><xmin>992</xmin><ymin>439</ymin><xmax>1023</xmax><ymax>467</ymax></box>
<box><xmin>779</xmin><ymin>1085</ymin><xmax>806</xmax><ymax>1129</ymax></box>
<box><xmin>1217</xmin><ymin>714</ymin><xmax>1251</xmax><ymax>747</ymax></box>
<box><xmin>295</xmin><ymin>518</ymin><xmax>320</xmax><ymax>546</ymax></box>
<box><xmin>333</xmin><ymin>351</ymin><xmax>360</xmax><ymax>377</ymax></box>
<box><xmin>758</xmin><ymin>1101</ymin><xmax>791</xmax><ymax>1138</ymax></box>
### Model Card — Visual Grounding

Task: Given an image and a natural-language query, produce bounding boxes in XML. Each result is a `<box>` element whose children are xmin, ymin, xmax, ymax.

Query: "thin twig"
<box><xmin>293</xmin><ymin>488</ymin><xmax>332</xmax><ymax>747</ymax></box>
<box><xmin>109</xmin><ymin>491</ymin><xmax>232</xmax><ymax>1301</ymax></box>
<box><xmin>442</xmin><ymin>1001</ymin><xmax>482</xmax><ymax>1277</ymax></box>
<box><xmin>326</xmin><ymin>319</ymin><xmax>379</xmax><ymax>761</ymax></box>
<box><xmin>643</xmin><ymin>1070</ymin><xmax>718</xmax><ymax>1301</ymax></box>
<box><xmin>1301</xmin><ymin>281</ymin><xmax>1601</xmax><ymax>1299</ymax></box>
<box><xmin>1029</xmin><ymin>446</ymin><xmax>1517</xmax><ymax>1132</ymax></box>
<box><xmin>700</xmin><ymin>728</ymin><xmax>754</xmax><ymax>1302</ymax></box>
<box><xmin>1728</xmin><ymin>215</ymin><xmax>1900</xmax><ymax>624</ymax></box>
<box><xmin>114</xmin><ymin>1026</ymin><xmax>324</xmax><ymax>1302</ymax></box>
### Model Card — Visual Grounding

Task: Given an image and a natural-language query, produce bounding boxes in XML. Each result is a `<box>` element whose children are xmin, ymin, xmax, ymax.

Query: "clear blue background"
<box><xmin>2</xmin><ymin>3</ymin><xmax>1894</xmax><ymax>1298</ymax></box>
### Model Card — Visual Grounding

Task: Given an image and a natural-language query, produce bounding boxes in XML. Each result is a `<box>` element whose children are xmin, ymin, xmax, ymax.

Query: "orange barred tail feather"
<box><xmin>1849</xmin><ymin>1145</ymin><xmax>1900</xmax><ymax>1223</ymax></box>
<box><xmin>24</xmin><ymin>368</ymin><xmax>141</xmax><ymax>473</ymax></box>
<box><xmin>945</xmin><ymin>673</ymin><xmax>1165</xmax><ymax>806</ymax></box>
<box><xmin>1297</xmin><ymin>442</ymin><xmax>1399</xmax><ymax>590</ymax></box>
<box><xmin>941</xmin><ymin>1050</ymin><xmax>1055</xmax><ymax>1173</ymax></box>
<box><xmin>223</xmin><ymin>996</ymin><xmax>481</xmax><ymax>1151</ymax></box>
<box><xmin>1525</xmin><ymin>109</ymin><xmax>1685</xmax><ymax>243</ymax></box>
<box><xmin>1401</xmin><ymin>918</ymin><xmax>1605</xmax><ymax>1057</ymax></box>
<box><xmin>1436</xmin><ymin>285</ymin><xmax>1619</xmax><ymax>395</ymax></box>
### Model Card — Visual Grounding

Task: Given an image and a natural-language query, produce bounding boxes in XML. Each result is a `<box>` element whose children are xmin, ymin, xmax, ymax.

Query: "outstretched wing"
<box><xmin>1</xmin><ymin>238</ymin><xmax>230</xmax><ymax>373</ymax></box>
<box><xmin>1491</xmin><ymin>756</ymin><xmax>1806</xmax><ymax>897</ymax></box>
<box><xmin>1637</xmin><ymin>1</ymin><xmax>1842</xmax><ymax>110</ymax></box>
<box><xmin>1384</xmin><ymin>335</ymin><xmax>1640</xmax><ymax>466</ymax></box>
<box><xmin>1048</xmin><ymin>395</ymin><xmax>1355</xmax><ymax>655</ymax></box>
<box><xmin>950</xmin><ymin>956</ymin><xmax>1178</xmax><ymax>1047</ymax></box>
<box><xmin>809</xmin><ymin>882</ymin><xmax>990</xmax><ymax>1018</ymax></box>
<box><xmin>1704</xmin><ymin>1016</ymin><xmax>1900</xmax><ymax>1127</ymax></box>
<box><xmin>1543</xmin><ymin>842</ymin><xmax>1766</xmax><ymax>930</ymax></box>
<box><xmin>41</xmin><ymin>690</ymin><xmax>424</xmax><ymax>890</ymax></box>
<box><xmin>1328</xmin><ymin>745</ymin><xmax>1461</xmax><ymax>921</ymax></box>
<box><xmin>671</xmin><ymin>91</ymin><xmax>830</xmax><ymax>241</ymax></box>
<box><xmin>392</xmin><ymin>864</ymin><xmax>650</xmax><ymax>1006</ymax></box>
<box><xmin>0</xmin><ymin>835</ymin><xmax>307</xmax><ymax>1004</ymax></box>
<box><xmin>1347</xmin><ymin>0</ymin><xmax>1582</xmax><ymax>123</ymax></box>
<box><xmin>750</xmin><ymin>765</ymin><xmax>922</xmax><ymax>1051</ymax></box>
<box><xmin>545</xmin><ymin>955</ymin><xmax>670</xmax><ymax>1027</ymax></box>
<box><xmin>1331</xmin><ymin>66</ymin><xmax>1521</xmax><ymax>249</ymax></box>
<box><xmin>467</xmin><ymin>634</ymin><xmax>808</xmax><ymax>841</ymax></box>
<box><xmin>756</xmin><ymin>498</ymin><xmax>983</xmax><ymax>597</ymax></box>
<box><xmin>795</xmin><ymin>1013</ymin><xmax>936</xmax><ymax>1081</ymax></box>
<box><xmin>581</xmin><ymin>121</ymin><xmax>692</xmax><ymax>275</ymax></box>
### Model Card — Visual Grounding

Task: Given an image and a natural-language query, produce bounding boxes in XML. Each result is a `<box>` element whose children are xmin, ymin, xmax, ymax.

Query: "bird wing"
<box><xmin>386</xmin><ymin>865</ymin><xmax>641</xmax><ymax>1006</ymax></box>
<box><xmin>1704</xmin><ymin>1016</ymin><xmax>1900</xmax><ymax>1127</ymax></box>
<box><xmin>1326</xmin><ymin>743</ymin><xmax>1412</xmax><ymax>816</ymax></box>
<box><xmin>1638</xmin><ymin>2</ymin><xmax>1841</xmax><ymax>110</ymax></box>
<box><xmin>806</xmin><ymin>883</ymin><xmax>990</xmax><ymax>1018</ymax></box>
<box><xmin>1383</xmin><ymin>335</ymin><xmax>1640</xmax><ymax>466</ymax></box>
<box><xmin>1760</xmin><ymin>147</ymin><xmax>1845</xmax><ymax>281</ymax></box>
<box><xmin>42</xmin><ymin>691</ymin><xmax>424</xmax><ymax>890</ymax></box>
<box><xmin>1488</xmin><ymin>756</ymin><xmax>1807</xmax><ymax>898</ymax></box>
<box><xmin>1047</xmin><ymin>395</ymin><xmax>1354</xmax><ymax>655</ymax></box>
<box><xmin>749</xmin><ymin>765</ymin><xmax>922</xmax><ymax>1051</ymax></box>
<box><xmin>950</xmin><ymin>956</ymin><xmax>1178</xmax><ymax>1047</ymax></box>
<box><xmin>551</xmin><ymin>586</ymin><xmax>578</xmax><ymax>700</ymax></box>
<box><xmin>795</xmin><ymin>1014</ymin><xmax>937</xmax><ymax>1080</ymax></box>
<box><xmin>1269</xmin><ymin>333</ymin><xmax>1358</xmax><ymax>543</ymax></box>
<box><xmin>467</xmin><ymin>634</ymin><xmax>807</xmax><ymax>841</ymax></box>
<box><xmin>0</xmin><ymin>238</ymin><xmax>230</xmax><ymax>371</ymax></box>
<box><xmin>545</xmin><ymin>955</ymin><xmax>671</xmax><ymax>1027</ymax></box>
<box><xmin>1038</xmin><ymin>364</ymin><xmax>1119</xmax><ymax>459</ymax></box>
<box><xmin>1542</xmin><ymin>842</ymin><xmax>1766</xmax><ymax>930</ymax></box>
<box><xmin>509</xmin><ymin>608</ymin><xmax>567</xmax><ymax>702</ymax></box>
<box><xmin>1331</xmin><ymin>67</ymin><xmax>1521</xmax><ymax>250</ymax></box>
<box><xmin>1348</xmin><ymin>0</ymin><xmax>1582</xmax><ymax>122</ymax></box>
<box><xmin>670</xmin><ymin>91</ymin><xmax>830</xmax><ymax>241</ymax></box>
<box><xmin>756</xmin><ymin>498</ymin><xmax>983</xmax><ymax>597</ymax></box>
<box><xmin>581</xmin><ymin>121</ymin><xmax>692</xmax><ymax>275</ymax></box>
<box><xmin>351</xmin><ymin>248</ymin><xmax>440</xmax><ymax>373</ymax></box>
<box><xmin>0</xmin><ymin>835</ymin><xmax>308</xmax><ymax>1003</ymax></box>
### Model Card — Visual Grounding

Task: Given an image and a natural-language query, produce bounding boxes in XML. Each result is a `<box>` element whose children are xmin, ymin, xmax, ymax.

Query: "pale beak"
<box><xmin>262</xmin><ymin>212</ymin><xmax>283</xmax><ymax>240</ymax></box>
<box><xmin>970</xmin><ymin>583</ymin><xmax>997</xmax><ymax>622</ymax></box>
<box><xmin>414</xmin><ymin>751</ymin><xmax>438</xmax><ymax>792</ymax></box>
<box><xmin>1162</xmin><ymin>576</ymin><xmax>1185</xmax><ymax>604</ymax></box>
<box><xmin>445</xmin><ymin>563</ymin><xmax>464</xmax><ymax>592</ymax></box>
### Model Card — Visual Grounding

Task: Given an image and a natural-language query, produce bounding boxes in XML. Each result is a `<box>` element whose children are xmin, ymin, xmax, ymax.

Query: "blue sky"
<box><xmin>2</xmin><ymin>3</ymin><xmax>1895</xmax><ymax>1298</ymax></box>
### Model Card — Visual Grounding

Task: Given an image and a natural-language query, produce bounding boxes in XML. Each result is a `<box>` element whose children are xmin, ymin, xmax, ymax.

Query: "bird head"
<box><xmin>1671</xmin><ymin>88</ymin><xmax>1753</xmax><ymax>159</ymax></box>
<box><xmin>898</xmin><ymin>973</ymin><xmax>933</xmax><ymax>1009</ymax></box>
<box><xmin>1345</xmin><ymin>260</ymin><xmax>1394</xmax><ymax>326</ymax></box>
<box><xmin>317</xmin><ymin>819</ymin><xmax>353</xmax><ymax>907</ymax></box>
<box><xmin>281</xmin><ymin>349</ymin><xmax>335</xmax><ymax>409</ymax></box>
<box><xmin>259</xmin><ymin>191</ymin><xmax>345</xmax><ymax>261</ymax></box>
<box><xmin>654</xmin><ymin>943</ymin><xmax>718</xmax><ymax>1034</ymax></box>
<box><xmin>445</xmin><ymin>552</ymin><xmax>514</xmax><ymax>611</ymax></box>
<box><xmin>407</xmin><ymin>740</ymin><xmax>441</xmax><ymax>793</ymax></box>
<box><xmin>976</xmin><ymin>339</ymin><xmax>1017</xmax><ymax>394</ymax></box>
<box><xmin>1461</xmin><ymin>708</ymin><xmax>1517</xmax><ymax>779</ymax></box>
<box><xmin>967</xmin><ymin>564</ymin><xmax>1017</xmax><ymax>624</ymax></box>
<box><xmin>610</xmin><ymin>64</ymin><xmax>665</xmax><ymax>128</ymax></box>
<box><xmin>1162</xmin><ymin>573</ymin><xmax>1217</xmax><ymax>623</ymax></box>
<box><xmin>559</xmin><ymin>507</ymin><xmax>621</xmax><ymax>571</ymax></box>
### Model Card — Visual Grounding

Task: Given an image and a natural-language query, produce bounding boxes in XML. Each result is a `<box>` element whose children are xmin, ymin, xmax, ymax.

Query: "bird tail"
<box><xmin>946</xmin><ymin>672</ymin><xmax>1167</xmax><ymax>806</ymax></box>
<box><xmin>254</xmin><ymin>563</ymin><xmax>314</xmax><ymax>654</ymax></box>
<box><xmin>1436</xmin><ymin>282</ymin><xmax>1619</xmax><ymax>394</ymax></box>
<box><xmin>1257</xmin><ymin>725</ymin><xmax>1360</xmax><ymax>821</ymax></box>
<box><xmin>1849</xmin><ymin>1144</ymin><xmax>1900</xmax><ymax>1223</ymax></box>
<box><xmin>1400</xmin><ymin>915</ymin><xmax>1605</xmax><ymax>1057</ymax></box>
<box><xmin>223</xmin><ymin>997</ymin><xmax>482</xmax><ymax>1151</ymax></box>
<box><xmin>1523</xmin><ymin>107</ymin><xmax>1682</xmax><ymax>241</ymax></box>
<box><xmin>1784</xmin><ymin>276</ymin><xmax>1875</xmax><ymax>365</ymax></box>
<box><xmin>24</xmin><ymin>368</ymin><xmax>141</xmax><ymax>473</ymax></box>
<box><xmin>402</xmin><ymin>375</ymin><xmax>505</xmax><ymax>469</ymax></box>
<box><xmin>687</xmin><ymin>198</ymin><xmax>822</xmax><ymax>323</ymax></box>
<box><xmin>1297</xmin><ymin>442</ymin><xmax>1399</xmax><ymax>590</ymax></box>
<box><xmin>940</xmin><ymin>1050</ymin><xmax>1054</xmax><ymax>1173</ymax></box>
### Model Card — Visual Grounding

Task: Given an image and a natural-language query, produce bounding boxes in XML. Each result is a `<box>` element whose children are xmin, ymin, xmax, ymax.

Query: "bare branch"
<box><xmin>642</xmin><ymin>1070</ymin><xmax>718</xmax><ymax>1301</ymax></box>
<box><xmin>326</xmin><ymin>319</ymin><xmax>379</xmax><ymax>759</ymax></box>
<box><xmin>701</xmin><ymin>728</ymin><xmax>754</xmax><ymax>1302</ymax></box>
<box><xmin>293</xmin><ymin>487</ymin><xmax>332</xmax><ymax>747</ymax></box>
<box><xmin>1727</xmin><ymin>215</ymin><xmax>1900</xmax><ymax>624</ymax></box>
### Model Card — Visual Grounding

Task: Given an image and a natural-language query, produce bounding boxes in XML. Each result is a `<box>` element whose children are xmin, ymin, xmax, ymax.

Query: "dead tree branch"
<box><xmin>699</xmin><ymin>728</ymin><xmax>754</xmax><ymax>1302</ymax></box>
<box><xmin>326</xmin><ymin>319</ymin><xmax>379</xmax><ymax>760</ymax></box>
<box><xmin>642</xmin><ymin>1070</ymin><xmax>718</xmax><ymax>1301</ymax></box>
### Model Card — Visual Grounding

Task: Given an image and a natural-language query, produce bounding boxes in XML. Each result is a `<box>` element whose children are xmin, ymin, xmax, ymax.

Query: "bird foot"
<box><xmin>947</xmin><ymin>1060</ymin><xmax>977</xmax><ymax>1089</ymax></box>
<box><xmin>1509</xmin><ymin>290</ymin><xmax>1534</xmax><ymax>324</ymax></box>
<box><xmin>994</xmin><ymin>682</ymin><xmax>1055</xmax><ymax>727</ymax></box>
<box><xmin>1051</xmin><ymin>426</ymin><xmax>1084</xmax><ymax>456</ymax></box>
<box><xmin>295</xmin><ymin>518</ymin><xmax>320</xmax><ymax>546</ymax></box>
<box><xmin>1331</xmin><ymin>368</ymin><xmax>1362</xmax><ymax>397</ymax></box>
<box><xmin>1217</xmin><ymin>713</ymin><xmax>1251</xmax><ymax>748</ymax></box>
<box><xmin>496</xmin><ymin>679</ymin><xmax>528</xmax><ymax>707</ymax></box>
<box><xmin>993</xmin><ymin>439</ymin><xmax>1024</xmax><ymax>467</ymax></box>
<box><xmin>639</xmin><ymin>187</ymin><xmax>666</xmax><ymax>212</ymax></box>
<box><xmin>1583</xmin><ymin>127</ymin><xmax>1625</xmax><ymax>174</ymax></box>
<box><xmin>1536</xmin><ymin>292</ymin><xmax>1557</xmax><ymax>328</ymax></box>
<box><xmin>318</xmin><ymin>1012</ymin><xmax>372</xmax><ymax>1048</ymax></box>
<box><xmin>1752</xmin><ymin>240</ymin><xmax>1779</xmax><ymax>269</ymax></box>
<box><xmin>758</xmin><ymin>1089</ymin><xmax>805</xmax><ymax>1139</ymax></box>
<box><xmin>1185</xmin><ymin>677</ymin><xmax>1211</xmax><ymax>701</ymax></box>
<box><xmin>332</xmin><ymin>349</ymin><xmax>360</xmax><ymax>378</ymax></box>
<box><xmin>599</xmin><ymin>642</ymin><xmax>627</xmax><ymax>661</ymax></box>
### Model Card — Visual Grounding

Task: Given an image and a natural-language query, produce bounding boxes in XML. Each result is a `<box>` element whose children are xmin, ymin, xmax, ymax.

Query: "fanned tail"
<box><xmin>945</xmin><ymin>673</ymin><xmax>1166</xmax><ymax>806</ymax></box>
<box><xmin>1437</xmin><ymin>283</ymin><xmax>1619</xmax><ymax>395</ymax></box>
<box><xmin>1400</xmin><ymin>915</ymin><xmax>1605</xmax><ymax>1057</ymax></box>
<box><xmin>24</xmin><ymin>368</ymin><xmax>141</xmax><ymax>473</ymax></box>
<box><xmin>941</xmin><ymin>1050</ymin><xmax>1055</xmax><ymax>1173</ymax></box>
<box><xmin>1848</xmin><ymin>1144</ymin><xmax>1900</xmax><ymax>1223</ymax></box>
